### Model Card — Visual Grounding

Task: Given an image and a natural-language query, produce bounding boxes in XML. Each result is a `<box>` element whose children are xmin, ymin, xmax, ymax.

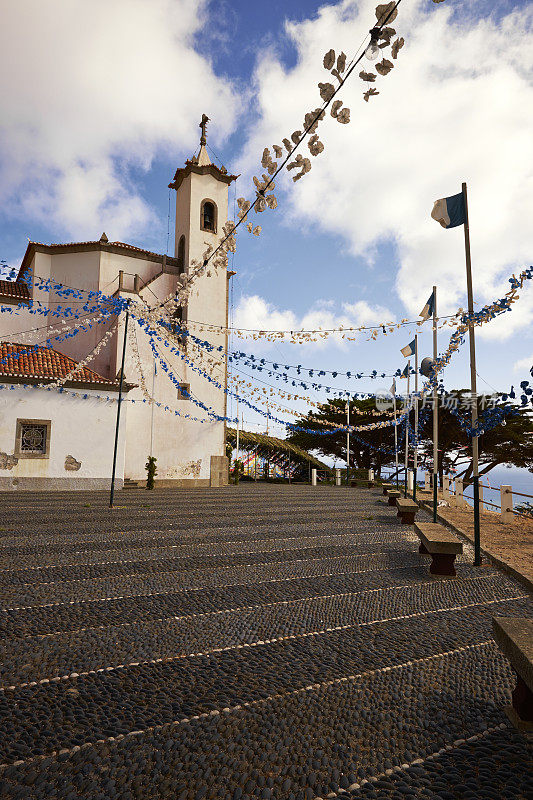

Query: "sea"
<box><xmin>382</xmin><ymin>464</ymin><xmax>532</xmax><ymax>513</ymax></box>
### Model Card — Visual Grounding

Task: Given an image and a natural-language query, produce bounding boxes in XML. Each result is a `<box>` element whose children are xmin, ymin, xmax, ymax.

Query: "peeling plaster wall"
<box><xmin>0</xmin><ymin>385</ymin><xmax>127</xmax><ymax>490</ymax></box>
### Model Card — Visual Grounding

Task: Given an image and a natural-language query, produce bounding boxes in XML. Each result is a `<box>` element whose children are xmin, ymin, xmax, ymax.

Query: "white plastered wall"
<box><xmin>0</xmin><ymin>384</ymin><xmax>127</xmax><ymax>490</ymax></box>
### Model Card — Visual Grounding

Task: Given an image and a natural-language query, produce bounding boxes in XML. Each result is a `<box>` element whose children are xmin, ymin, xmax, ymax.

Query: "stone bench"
<box><xmin>396</xmin><ymin>497</ymin><xmax>419</xmax><ymax>525</ymax></box>
<box><xmin>492</xmin><ymin>617</ymin><xmax>533</xmax><ymax>730</ymax></box>
<box><xmin>414</xmin><ymin>522</ymin><xmax>463</xmax><ymax>577</ymax></box>
<box><xmin>386</xmin><ymin>489</ymin><xmax>401</xmax><ymax>507</ymax></box>
<box><xmin>381</xmin><ymin>483</ymin><xmax>393</xmax><ymax>496</ymax></box>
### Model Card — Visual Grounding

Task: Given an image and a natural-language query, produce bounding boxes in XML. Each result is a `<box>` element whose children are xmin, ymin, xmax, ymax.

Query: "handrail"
<box><xmin>508</xmin><ymin>489</ymin><xmax>533</xmax><ymax>499</ymax></box>
<box><xmin>461</xmin><ymin>491</ymin><xmax>501</xmax><ymax>510</ymax></box>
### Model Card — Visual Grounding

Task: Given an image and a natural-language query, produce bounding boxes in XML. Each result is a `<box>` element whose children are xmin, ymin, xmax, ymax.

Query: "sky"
<box><xmin>1</xmin><ymin>0</ymin><xmax>532</xmax><ymax>437</ymax></box>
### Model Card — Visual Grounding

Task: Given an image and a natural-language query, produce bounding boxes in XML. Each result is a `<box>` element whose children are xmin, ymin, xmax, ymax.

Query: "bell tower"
<box><xmin>168</xmin><ymin>117</ymin><xmax>238</xmax><ymax>473</ymax></box>
<box><xmin>169</xmin><ymin>115</ymin><xmax>237</xmax><ymax>322</ymax></box>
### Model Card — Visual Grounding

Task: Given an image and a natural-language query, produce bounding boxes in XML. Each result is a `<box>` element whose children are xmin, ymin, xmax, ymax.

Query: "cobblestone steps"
<box><xmin>1</xmin><ymin>486</ymin><xmax>531</xmax><ymax>800</ymax></box>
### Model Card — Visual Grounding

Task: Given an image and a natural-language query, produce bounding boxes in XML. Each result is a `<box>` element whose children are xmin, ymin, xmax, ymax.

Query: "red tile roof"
<box><xmin>0</xmin><ymin>342</ymin><xmax>117</xmax><ymax>386</ymax></box>
<box><xmin>0</xmin><ymin>279</ymin><xmax>30</xmax><ymax>301</ymax></box>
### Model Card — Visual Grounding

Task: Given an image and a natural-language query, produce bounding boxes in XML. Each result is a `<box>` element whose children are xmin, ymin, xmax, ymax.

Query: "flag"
<box><xmin>390</xmin><ymin>379</ymin><xmax>396</xmax><ymax>395</ymax></box>
<box><xmin>399</xmin><ymin>364</ymin><xmax>410</xmax><ymax>379</ymax></box>
<box><xmin>419</xmin><ymin>290</ymin><xmax>435</xmax><ymax>321</ymax></box>
<box><xmin>401</xmin><ymin>338</ymin><xmax>416</xmax><ymax>357</ymax></box>
<box><xmin>431</xmin><ymin>192</ymin><xmax>466</xmax><ymax>229</ymax></box>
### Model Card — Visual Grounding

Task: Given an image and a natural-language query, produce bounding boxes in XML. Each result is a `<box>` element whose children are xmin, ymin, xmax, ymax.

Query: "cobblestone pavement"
<box><xmin>0</xmin><ymin>486</ymin><xmax>531</xmax><ymax>799</ymax></box>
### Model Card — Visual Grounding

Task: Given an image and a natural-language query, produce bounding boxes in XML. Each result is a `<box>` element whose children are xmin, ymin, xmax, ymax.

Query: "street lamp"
<box><xmin>346</xmin><ymin>401</ymin><xmax>350</xmax><ymax>485</ymax></box>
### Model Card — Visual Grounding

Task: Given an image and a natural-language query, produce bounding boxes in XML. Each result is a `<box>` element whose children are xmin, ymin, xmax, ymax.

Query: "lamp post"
<box><xmin>421</xmin><ymin>349</ymin><xmax>438</xmax><ymax>519</ymax></box>
<box><xmin>404</xmin><ymin>360</ymin><xmax>411</xmax><ymax>497</ymax></box>
<box><xmin>432</xmin><ymin>287</ymin><xmax>438</xmax><ymax>522</ymax></box>
<box><xmin>392</xmin><ymin>382</ymin><xmax>399</xmax><ymax>488</ymax></box>
<box><xmin>413</xmin><ymin>335</ymin><xmax>419</xmax><ymax>501</ymax></box>
<box><xmin>346</xmin><ymin>401</ymin><xmax>350</xmax><ymax>485</ymax></box>
<box><xmin>110</xmin><ymin>301</ymin><xmax>129</xmax><ymax>508</ymax></box>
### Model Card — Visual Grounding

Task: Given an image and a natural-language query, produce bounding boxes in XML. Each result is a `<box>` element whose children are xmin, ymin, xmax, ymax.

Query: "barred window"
<box><xmin>15</xmin><ymin>419</ymin><xmax>51</xmax><ymax>458</ymax></box>
<box><xmin>20</xmin><ymin>424</ymin><xmax>47</xmax><ymax>453</ymax></box>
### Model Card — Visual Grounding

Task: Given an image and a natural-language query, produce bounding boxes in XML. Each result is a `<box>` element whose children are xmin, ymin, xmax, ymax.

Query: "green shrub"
<box><xmin>145</xmin><ymin>456</ymin><xmax>157</xmax><ymax>490</ymax></box>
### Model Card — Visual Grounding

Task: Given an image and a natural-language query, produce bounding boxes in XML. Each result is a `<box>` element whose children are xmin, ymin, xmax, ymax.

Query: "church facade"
<box><xmin>0</xmin><ymin>122</ymin><xmax>234</xmax><ymax>490</ymax></box>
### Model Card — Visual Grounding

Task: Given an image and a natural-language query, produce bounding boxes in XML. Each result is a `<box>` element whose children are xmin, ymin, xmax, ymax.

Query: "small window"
<box><xmin>200</xmin><ymin>200</ymin><xmax>217</xmax><ymax>233</ymax></box>
<box><xmin>178</xmin><ymin>235</ymin><xmax>186</xmax><ymax>273</ymax></box>
<box><xmin>171</xmin><ymin>305</ymin><xmax>187</xmax><ymax>349</ymax></box>
<box><xmin>177</xmin><ymin>383</ymin><xmax>190</xmax><ymax>401</ymax></box>
<box><xmin>15</xmin><ymin>419</ymin><xmax>51</xmax><ymax>459</ymax></box>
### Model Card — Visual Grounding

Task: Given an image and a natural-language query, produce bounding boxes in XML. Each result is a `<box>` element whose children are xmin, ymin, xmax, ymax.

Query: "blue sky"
<box><xmin>1</xmin><ymin>0</ymin><xmax>532</xmax><ymax>435</ymax></box>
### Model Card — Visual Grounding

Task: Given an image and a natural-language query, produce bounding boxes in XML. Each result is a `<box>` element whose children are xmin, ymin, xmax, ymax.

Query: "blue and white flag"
<box><xmin>431</xmin><ymin>192</ymin><xmax>466</xmax><ymax>229</ymax></box>
<box><xmin>419</xmin><ymin>290</ymin><xmax>435</xmax><ymax>321</ymax></box>
<box><xmin>401</xmin><ymin>338</ymin><xmax>416</xmax><ymax>358</ymax></box>
<box><xmin>399</xmin><ymin>363</ymin><xmax>410</xmax><ymax>379</ymax></box>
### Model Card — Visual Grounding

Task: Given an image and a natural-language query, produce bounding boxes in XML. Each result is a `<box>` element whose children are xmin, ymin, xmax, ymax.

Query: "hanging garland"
<box><xmin>428</xmin><ymin>266</ymin><xmax>533</xmax><ymax>392</ymax></box>
<box><xmin>39</xmin><ymin>322</ymin><xmax>118</xmax><ymax>389</ymax></box>
<box><xmin>0</xmin><ymin>309</ymin><xmax>116</xmax><ymax>370</ymax></box>
<box><xmin>227</xmin><ymin>372</ymin><xmax>397</xmax><ymax>418</ymax></box>
<box><xmin>132</xmin><ymin>313</ymin><xmax>411</xmax><ymax>434</ymax></box>
<box><xmin>2</xmin><ymin>263</ymin><xmax>530</xmax><ymax>438</ymax></box>
<box><xmin>185</xmin><ymin>312</ymin><xmax>460</xmax><ymax>345</ymax></box>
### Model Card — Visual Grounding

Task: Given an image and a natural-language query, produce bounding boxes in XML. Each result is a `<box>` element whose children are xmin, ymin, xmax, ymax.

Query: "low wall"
<box><xmin>0</xmin><ymin>477</ymin><xmax>124</xmax><ymax>491</ymax></box>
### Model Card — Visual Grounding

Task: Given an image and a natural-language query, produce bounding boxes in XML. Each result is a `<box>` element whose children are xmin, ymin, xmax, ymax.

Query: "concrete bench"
<box><xmin>386</xmin><ymin>489</ymin><xmax>401</xmax><ymax>507</ymax></box>
<box><xmin>414</xmin><ymin>522</ymin><xmax>463</xmax><ymax>577</ymax></box>
<box><xmin>396</xmin><ymin>497</ymin><xmax>419</xmax><ymax>525</ymax></box>
<box><xmin>492</xmin><ymin>617</ymin><xmax>533</xmax><ymax>730</ymax></box>
<box><xmin>381</xmin><ymin>483</ymin><xmax>393</xmax><ymax>496</ymax></box>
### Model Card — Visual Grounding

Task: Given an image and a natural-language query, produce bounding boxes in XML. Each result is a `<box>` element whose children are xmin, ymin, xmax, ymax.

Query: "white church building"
<box><xmin>0</xmin><ymin>120</ymin><xmax>235</xmax><ymax>490</ymax></box>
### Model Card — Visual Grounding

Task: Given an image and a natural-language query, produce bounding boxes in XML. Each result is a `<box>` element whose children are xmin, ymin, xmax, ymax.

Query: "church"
<box><xmin>0</xmin><ymin>119</ymin><xmax>235</xmax><ymax>490</ymax></box>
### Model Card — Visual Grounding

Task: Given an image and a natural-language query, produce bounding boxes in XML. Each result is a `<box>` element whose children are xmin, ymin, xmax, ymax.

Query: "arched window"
<box><xmin>200</xmin><ymin>199</ymin><xmax>217</xmax><ymax>233</ymax></box>
<box><xmin>177</xmin><ymin>235</ymin><xmax>186</xmax><ymax>273</ymax></box>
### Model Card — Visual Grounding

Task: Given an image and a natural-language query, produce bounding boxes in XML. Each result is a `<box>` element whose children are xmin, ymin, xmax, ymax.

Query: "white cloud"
<box><xmin>477</xmin><ymin>281</ymin><xmax>533</xmax><ymax>341</ymax></box>
<box><xmin>238</xmin><ymin>0</ymin><xmax>533</xmax><ymax>326</ymax></box>
<box><xmin>234</xmin><ymin>293</ymin><xmax>393</xmax><ymax>348</ymax></box>
<box><xmin>0</xmin><ymin>0</ymin><xmax>239</xmax><ymax>241</ymax></box>
<box><xmin>513</xmin><ymin>353</ymin><xmax>533</xmax><ymax>373</ymax></box>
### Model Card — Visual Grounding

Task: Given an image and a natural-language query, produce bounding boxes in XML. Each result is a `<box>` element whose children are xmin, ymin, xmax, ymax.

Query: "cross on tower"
<box><xmin>199</xmin><ymin>114</ymin><xmax>210</xmax><ymax>146</ymax></box>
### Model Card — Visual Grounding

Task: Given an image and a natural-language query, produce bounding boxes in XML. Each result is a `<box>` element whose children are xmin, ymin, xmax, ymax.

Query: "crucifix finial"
<box><xmin>199</xmin><ymin>114</ymin><xmax>210</xmax><ymax>146</ymax></box>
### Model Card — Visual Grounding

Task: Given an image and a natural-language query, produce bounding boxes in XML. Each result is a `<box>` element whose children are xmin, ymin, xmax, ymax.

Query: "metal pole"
<box><xmin>235</xmin><ymin>400</ymin><xmax>240</xmax><ymax>486</ymax></box>
<box><xmin>149</xmin><ymin>358</ymin><xmax>156</xmax><ymax>459</ymax></box>
<box><xmin>346</xmin><ymin>401</ymin><xmax>350</xmax><ymax>485</ymax></box>
<box><xmin>413</xmin><ymin>335</ymin><xmax>418</xmax><ymax>501</ymax></box>
<box><xmin>110</xmin><ymin>303</ymin><xmax>129</xmax><ymax>508</ymax></box>
<box><xmin>432</xmin><ymin>286</ymin><xmax>438</xmax><ymax>522</ymax></box>
<box><xmin>404</xmin><ymin>361</ymin><xmax>410</xmax><ymax>497</ymax></box>
<box><xmin>236</xmin><ymin>400</ymin><xmax>240</xmax><ymax>457</ymax></box>
<box><xmin>462</xmin><ymin>182</ymin><xmax>481</xmax><ymax>565</ymax></box>
<box><xmin>393</xmin><ymin>389</ymin><xmax>399</xmax><ymax>488</ymax></box>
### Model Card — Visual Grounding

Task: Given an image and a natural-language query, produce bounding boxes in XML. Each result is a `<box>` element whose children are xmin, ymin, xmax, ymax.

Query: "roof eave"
<box><xmin>168</xmin><ymin>162</ymin><xmax>238</xmax><ymax>192</ymax></box>
<box><xmin>17</xmin><ymin>242</ymin><xmax>180</xmax><ymax>281</ymax></box>
<box><xmin>0</xmin><ymin>375</ymin><xmax>136</xmax><ymax>392</ymax></box>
